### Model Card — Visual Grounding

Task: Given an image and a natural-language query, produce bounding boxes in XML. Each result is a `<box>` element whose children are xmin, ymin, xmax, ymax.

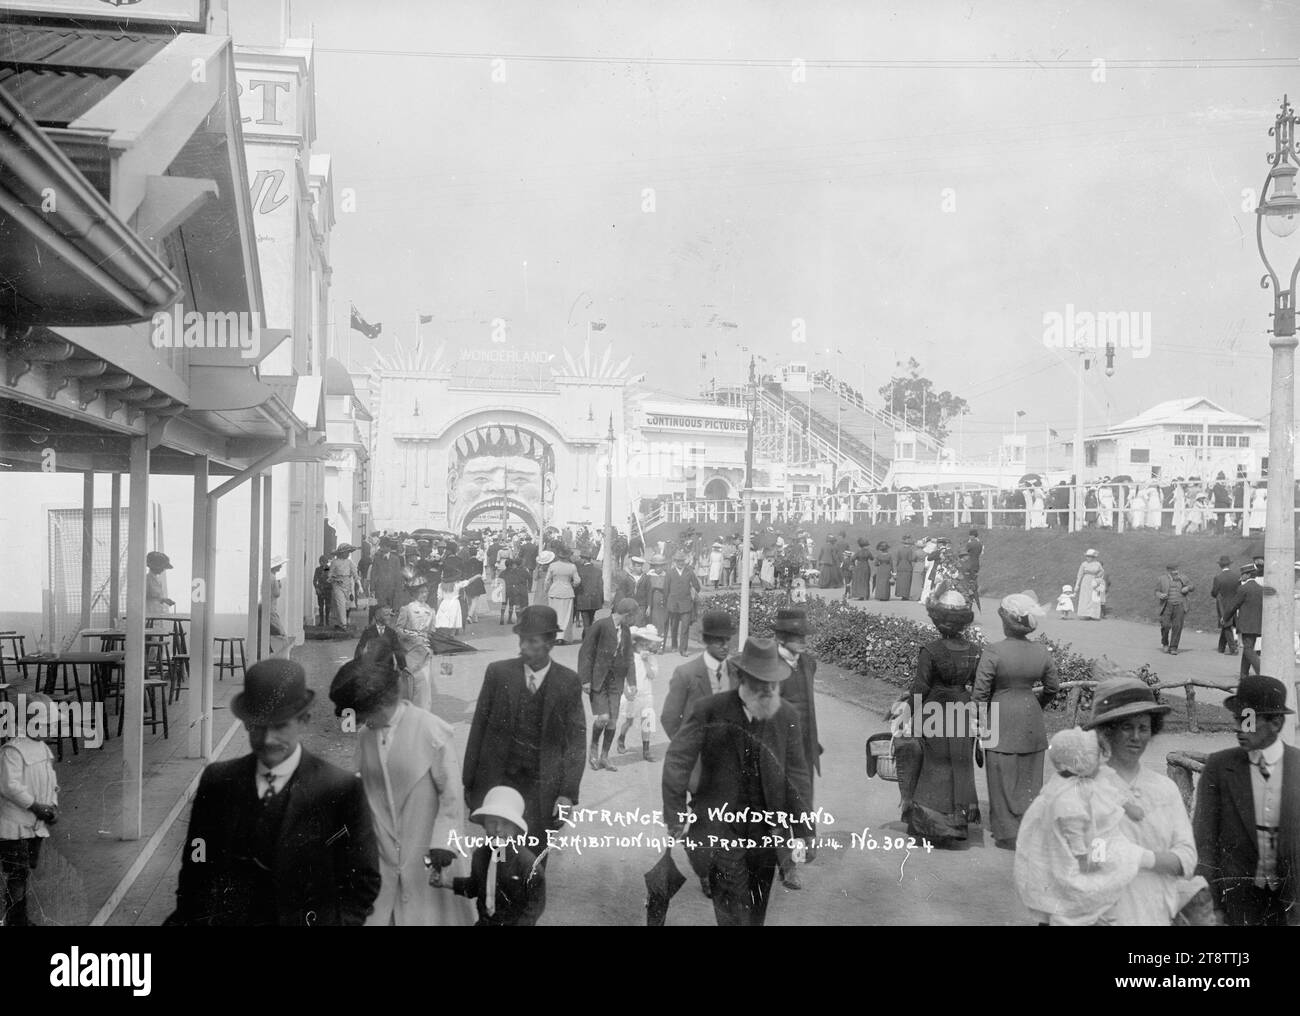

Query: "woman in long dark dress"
<box><xmin>972</xmin><ymin>592</ymin><xmax>1059</xmax><ymax>849</ymax></box>
<box><xmin>850</xmin><ymin>538</ymin><xmax>873</xmax><ymax>599</ymax></box>
<box><xmin>872</xmin><ymin>541</ymin><xmax>892</xmax><ymax>601</ymax></box>
<box><xmin>908</xmin><ymin>588</ymin><xmax>982</xmax><ymax>846</ymax></box>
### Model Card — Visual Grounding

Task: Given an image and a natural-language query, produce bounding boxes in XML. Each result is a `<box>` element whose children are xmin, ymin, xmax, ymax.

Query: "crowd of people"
<box><xmin>654</xmin><ymin>472</ymin><xmax>1280</xmax><ymax>536</ymax></box>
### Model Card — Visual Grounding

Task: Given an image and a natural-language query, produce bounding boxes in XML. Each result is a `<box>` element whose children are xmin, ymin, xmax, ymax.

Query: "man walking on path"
<box><xmin>1221</xmin><ymin>566</ymin><xmax>1267</xmax><ymax>679</ymax></box>
<box><xmin>1155</xmin><ymin>562</ymin><xmax>1193</xmax><ymax>655</ymax></box>
<box><xmin>665</xmin><ymin>549</ymin><xmax>701</xmax><ymax>655</ymax></box>
<box><xmin>577</xmin><ymin>598</ymin><xmax>637</xmax><ymax>772</ymax></box>
<box><xmin>1211</xmin><ymin>555</ymin><xmax>1240</xmax><ymax>656</ymax></box>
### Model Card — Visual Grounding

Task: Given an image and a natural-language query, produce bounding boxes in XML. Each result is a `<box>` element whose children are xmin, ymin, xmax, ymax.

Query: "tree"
<box><xmin>877</xmin><ymin>357</ymin><xmax>969</xmax><ymax>443</ymax></box>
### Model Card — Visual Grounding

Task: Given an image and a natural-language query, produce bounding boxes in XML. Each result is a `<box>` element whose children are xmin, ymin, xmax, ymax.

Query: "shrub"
<box><xmin>701</xmin><ymin>592</ymin><xmax>1158</xmax><ymax>712</ymax></box>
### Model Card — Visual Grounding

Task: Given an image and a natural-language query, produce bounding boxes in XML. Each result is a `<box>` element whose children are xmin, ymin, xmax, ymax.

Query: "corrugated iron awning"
<box><xmin>0</xmin><ymin>24</ymin><xmax>171</xmax><ymax>127</ymax></box>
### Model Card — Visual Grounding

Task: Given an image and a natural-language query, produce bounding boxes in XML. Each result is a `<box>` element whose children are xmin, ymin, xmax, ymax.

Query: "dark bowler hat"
<box><xmin>1218</xmin><ymin>555</ymin><xmax>1232</xmax><ymax>567</ymax></box>
<box><xmin>232</xmin><ymin>658</ymin><xmax>315</xmax><ymax>727</ymax></box>
<box><xmin>513</xmin><ymin>604</ymin><xmax>561</xmax><ymax>637</ymax></box>
<box><xmin>700</xmin><ymin>610</ymin><xmax>736</xmax><ymax>639</ymax></box>
<box><xmin>728</xmin><ymin>637</ymin><xmax>792</xmax><ymax>684</ymax></box>
<box><xmin>1224</xmin><ymin>674</ymin><xmax>1295</xmax><ymax>718</ymax></box>
<box><xmin>772</xmin><ymin>607</ymin><xmax>809</xmax><ymax>635</ymax></box>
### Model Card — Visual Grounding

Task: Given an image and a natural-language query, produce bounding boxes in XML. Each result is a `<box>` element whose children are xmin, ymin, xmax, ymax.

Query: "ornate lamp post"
<box><xmin>1256</xmin><ymin>95</ymin><xmax>1300</xmax><ymax>737</ymax></box>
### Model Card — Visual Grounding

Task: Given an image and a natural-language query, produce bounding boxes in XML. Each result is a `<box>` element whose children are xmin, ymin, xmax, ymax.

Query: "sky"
<box><xmin>278</xmin><ymin>0</ymin><xmax>1300</xmax><ymax>458</ymax></box>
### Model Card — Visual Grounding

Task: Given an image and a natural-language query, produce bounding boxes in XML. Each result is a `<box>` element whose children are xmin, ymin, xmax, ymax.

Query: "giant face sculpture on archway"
<box><xmin>447</xmin><ymin>424</ymin><xmax>556</xmax><ymax>534</ymax></box>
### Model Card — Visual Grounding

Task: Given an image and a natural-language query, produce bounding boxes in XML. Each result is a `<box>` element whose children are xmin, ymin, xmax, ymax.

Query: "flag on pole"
<box><xmin>589</xmin><ymin>320</ymin><xmax>607</xmax><ymax>331</ymax></box>
<box><xmin>418</xmin><ymin>313</ymin><xmax>434</xmax><ymax>324</ymax></box>
<box><xmin>350</xmin><ymin>304</ymin><xmax>382</xmax><ymax>339</ymax></box>
<box><xmin>1050</xmin><ymin>428</ymin><xmax>1059</xmax><ymax>439</ymax></box>
<box><xmin>1016</xmin><ymin>410</ymin><xmax>1027</xmax><ymax>418</ymax></box>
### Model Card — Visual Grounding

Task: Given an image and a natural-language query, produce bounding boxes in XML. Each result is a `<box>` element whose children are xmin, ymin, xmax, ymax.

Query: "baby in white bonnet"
<box><xmin>1014</xmin><ymin>727</ymin><xmax>1155</xmax><ymax>925</ymax></box>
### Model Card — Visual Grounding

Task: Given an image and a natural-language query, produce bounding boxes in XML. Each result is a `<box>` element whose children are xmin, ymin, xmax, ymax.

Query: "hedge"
<box><xmin>701</xmin><ymin>592</ymin><xmax>1160</xmax><ymax>712</ymax></box>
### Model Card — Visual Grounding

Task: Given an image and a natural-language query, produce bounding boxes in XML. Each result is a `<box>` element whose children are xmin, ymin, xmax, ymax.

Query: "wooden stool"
<box><xmin>0</xmin><ymin>632</ymin><xmax>28</xmax><ymax>683</ymax></box>
<box><xmin>213</xmin><ymin>637</ymin><xmax>246</xmax><ymax>682</ymax></box>
<box><xmin>145</xmin><ymin>634</ymin><xmax>171</xmax><ymax>679</ymax></box>
<box><xmin>117</xmin><ymin>680</ymin><xmax>170</xmax><ymax>739</ymax></box>
<box><xmin>167</xmin><ymin>653</ymin><xmax>189</xmax><ymax>703</ymax></box>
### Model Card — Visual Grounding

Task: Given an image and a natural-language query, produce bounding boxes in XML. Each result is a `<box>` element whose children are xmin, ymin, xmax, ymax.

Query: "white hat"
<box><xmin>630</xmin><ymin>624</ymin><xmax>660</xmax><ymax>642</ymax></box>
<box><xmin>629</xmin><ymin>555</ymin><xmax>645</xmax><ymax>565</ymax></box>
<box><xmin>537</xmin><ymin>550</ymin><xmax>555</xmax><ymax>566</ymax></box>
<box><xmin>1062</xmin><ymin>584</ymin><xmax>1073</xmax><ymax>593</ymax></box>
<box><xmin>270</xmin><ymin>554</ymin><xmax>287</xmax><ymax>570</ymax></box>
<box><xmin>470</xmin><ymin>785</ymin><xmax>528</xmax><ymax>836</ymax></box>
<box><xmin>1084</xmin><ymin>548</ymin><xmax>1098</xmax><ymax>557</ymax></box>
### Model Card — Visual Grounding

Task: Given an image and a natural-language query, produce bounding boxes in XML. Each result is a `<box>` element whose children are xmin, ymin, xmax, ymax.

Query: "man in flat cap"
<box><xmin>663</xmin><ymin>637</ymin><xmax>813</xmax><ymax>926</ymax></box>
<box><xmin>578</xmin><ymin>598</ymin><xmax>639</xmax><ymax>771</ymax></box>
<box><xmin>1154</xmin><ymin>562</ymin><xmax>1193</xmax><ymax>655</ymax></box>
<box><xmin>166</xmin><ymin>659</ymin><xmax>380</xmax><ymax>926</ymax></box>
<box><xmin>1195</xmin><ymin>675</ymin><xmax>1300</xmax><ymax>925</ymax></box>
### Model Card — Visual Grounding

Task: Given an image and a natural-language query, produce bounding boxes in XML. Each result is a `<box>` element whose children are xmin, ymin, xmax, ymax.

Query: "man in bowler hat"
<box><xmin>1221</xmin><ymin>565</ymin><xmax>1267</xmax><ymax>679</ymax></box>
<box><xmin>1211</xmin><ymin>555</ymin><xmax>1240</xmax><ymax>655</ymax></box>
<box><xmin>661</xmin><ymin>610</ymin><xmax>737</xmax><ymax>740</ymax></box>
<box><xmin>463</xmin><ymin>605</ymin><xmax>586</xmax><ymax>894</ymax></box>
<box><xmin>772</xmin><ymin>607</ymin><xmax>823</xmax><ymax>796</ymax></box>
<box><xmin>1195</xmin><ymin>675</ymin><xmax>1300</xmax><ymax>925</ymax></box>
<box><xmin>663</xmin><ymin>637</ymin><xmax>813</xmax><ymax>926</ymax></box>
<box><xmin>664</xmin><ymin>549</ymin><xmax>701</xmax><ymax>655</ymax></box>
<box><xmin>166</xmin><ymin>659</ymin><xmax>381</xmax><ymax>925</ymax></box>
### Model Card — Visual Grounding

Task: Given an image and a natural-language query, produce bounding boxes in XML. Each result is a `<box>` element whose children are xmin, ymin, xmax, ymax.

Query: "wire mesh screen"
<box><xmin>47</xmin><ymin>507</ymin><xmax>131</xmax><ymax>650</ymax></box>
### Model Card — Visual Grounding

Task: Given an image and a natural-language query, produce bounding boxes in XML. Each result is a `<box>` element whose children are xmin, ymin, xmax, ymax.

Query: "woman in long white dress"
<box><xmin>1249</xmin><ymin>485</ymin><xmax>1268</xmax><ymax>535</ymax></box>
<box><xmin>435</xmin><ymin>573</ymin><xmax>473</xmax><ymax>634</ymax></box>
<box><xmin>1097</xmin><ymin>484</ymin><xmax>1115</xmax><ymax>528</ymax></box>
<box><xmin>1128</xmin><ymin>487</ymin><xmax>1146</xmax><ymax>529</ymax></box>
<box><xmin>707</xmin><ymin>544</ymin><xmax>724</xmax><ymax>588</ymax></box>
<box><xmin>1145</xmin><ymin>484</ymin><xmax>1164</xmax><ymax>528</ymax></box>
<box><xmin>1074</xmin><ymin>551</ymin><xmax>1106</xmax><ymax>621</ymax></box>
<box><xmin>1030</xmin><ymin>488</ymin><xmax>1048</xmax><ymax>528</ymax></box>
<box><xmin>394</xmin><ymin>577</ymin><xmax>436</xmax><ymax>711</ymax></box>
<box><xmin>1171</xmin><ymin>483</ymin><xmax>1187</xmax><ymax>534</ymax></box>
<box><xmin>958</xmin><ymin>492</ymin><xmax>972</xmax><ymax>525</ymax></box>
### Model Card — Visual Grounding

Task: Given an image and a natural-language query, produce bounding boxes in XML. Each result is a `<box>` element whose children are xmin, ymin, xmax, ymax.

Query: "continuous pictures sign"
<box><xmin>641</xmin><ymin>413</ymin><xmax>747</xmax><ymax>432</ymax></box>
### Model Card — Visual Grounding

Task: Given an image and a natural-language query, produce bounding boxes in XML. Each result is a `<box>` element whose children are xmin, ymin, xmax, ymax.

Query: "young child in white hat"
<box><xmin>433</xmin><ymin>786</ymin><xmax>545</xmax><ymax>926</ymax></box>
<box><xmin>615</xmin><ymin>625</ymin><xmax>660</xmax><ymax>761</ymax></box>
<box><xmin>1055</xmin><ymin>584</ymin><xmax>1075</xmax><ymax>619</ymax></box>
<box><xmin>1013</xmin><ymin>727</ymin><xmax>1152</xmax><ymax>925</ymax></box>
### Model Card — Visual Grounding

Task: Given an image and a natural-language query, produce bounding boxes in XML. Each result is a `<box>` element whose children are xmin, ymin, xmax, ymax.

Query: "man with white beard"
<box><xmin>662</xmin><ymin>637</ymin><xmax>814</xmax><ymax>926</ymax></box>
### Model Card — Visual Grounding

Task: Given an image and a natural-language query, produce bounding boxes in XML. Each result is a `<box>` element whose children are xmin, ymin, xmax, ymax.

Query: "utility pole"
<box><xmin>740</xmin><ymin>355</ymin><xmax>756</xmax><ymax>645</ymax></box>
<box><xmin>602</xmin><ymin>413</ymin><xmax>615</xmax><ymax>607</ymax></box>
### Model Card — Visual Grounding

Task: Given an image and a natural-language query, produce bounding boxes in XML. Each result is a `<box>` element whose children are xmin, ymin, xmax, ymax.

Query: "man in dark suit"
<box><xmin>354</xmin><ymin>606</ymin><xmax>407</xmax><ymax>673</ymax></box>
<box><xmin>1211</xmin><ymin>554</ymin><xmax>1240</xmax><ymax>655</ymax></box>
<box><xmin>1221</xmin><ymin>566</ymin><xmax>1266</xmax><ymax>678</ymax></box>
<box><xmin>463</xmin><ymin>605</ymin><xmax>586</xmax><ymax>870</ymax></box>
<box><xmin>577</xmin><ymin>597</ymin><xmax>637</xmax><ymax>771</ymax></box>
<box><xmin>614</xmin><ymin>556</ymin><xmax>651</xmax><ymax>623</ymax></box>
<box><xmin>166</xmin><ymin>659</ymin><xmax>380</xmax><ymax>926</ymax></box>
<box><xmin>661</xmin><ymin>610</ymin><xmax>737</xmax><ymax>739</ymax></box>
<box><xmin>368</xmin><ymin>538</ymin><xmax>405</xmax><ymax>617</ymax></box>
<box><xmin>663</xmin><ymin>637</ymin><xmax>813</xmax><ymax>926</ymax></box>
<box><xmin>1212</xmin><ymin>473</ymin><xmax>1233</xmax><ymax>534</ymax></box>
<box><xmin>664</xmin><ymin>549</ymin><xmax>701</xmax><ymax>655</ymax></box>
<box><xmin>575</xmin><ymin>550</ymin><xmax>605</xmax><ymax>635</ymax></box>
<box><xmin>1194</xmin><ymin>674</ymin><xmax>1300</xmax><ymax>926</ymax></box>
<box><xmin>772</xmin><ymin>608</ymin><xmax>823</xmax><ymax>805</ymax></box>
<box><xmin>1154</xmin><ymin>562</ymin><xmax>1193</xmax><ymax>655</ymax></box>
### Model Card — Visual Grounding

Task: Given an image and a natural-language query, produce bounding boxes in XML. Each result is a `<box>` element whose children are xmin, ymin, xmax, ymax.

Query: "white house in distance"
<box><xmin>1071</xmin><ymin>397</ymin><xmax>1266</xmax><ymax>482</ymax></box>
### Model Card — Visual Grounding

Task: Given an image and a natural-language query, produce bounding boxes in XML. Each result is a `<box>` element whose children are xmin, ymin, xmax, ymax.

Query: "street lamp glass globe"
<box><xmin>1266</xmin><ymin>207</ymin><xmax>1300</xmax><ymax>238</ymax></box>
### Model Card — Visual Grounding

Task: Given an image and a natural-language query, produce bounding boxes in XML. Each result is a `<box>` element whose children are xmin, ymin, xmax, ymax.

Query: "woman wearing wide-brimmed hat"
<box><xmin>973</xmin><ymin>592</ymin><xmax>1059</xmax><ymax>848</ymax></box>
<box><xmin>329</xmin><ymin>544</ymin><xmax>361</xmax><ymax>631</ymax></box>
<box><xmin>904</xmin><ymin>588</ymin><xmax>982</xmax><ymax>846</ymax></box>
<box><xmin>394</xmin><ymin>575</ymin><xmax>436</xmax><ymax>710</ymax></box>
<box><xmin>1082</xmin><ymin>665</ymin><xmax>1207</xmax><ymax>924</ymax></box>
<box><xmin>545</xmin><ymin>546</ymin><xmax>581</xmax><ymax>644</ymax></box>
<box><xmin>871</xmin><ymin>541</ymin><xmax>892</xmax><ymax>601</ymax></box>
<box><xmin>145</xmin><ymin>551</ymin><xmax>175</xmax><ymax>615</ymax></box>
<box><xmin>531</xmin><ymin>549</ymin><xmax>553</xmax><ymax>608</ymax></box>
<box><xmin>327</xmin><ymin>659</ymin><xmax>475</xmax><ymax>927</ymax></box>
